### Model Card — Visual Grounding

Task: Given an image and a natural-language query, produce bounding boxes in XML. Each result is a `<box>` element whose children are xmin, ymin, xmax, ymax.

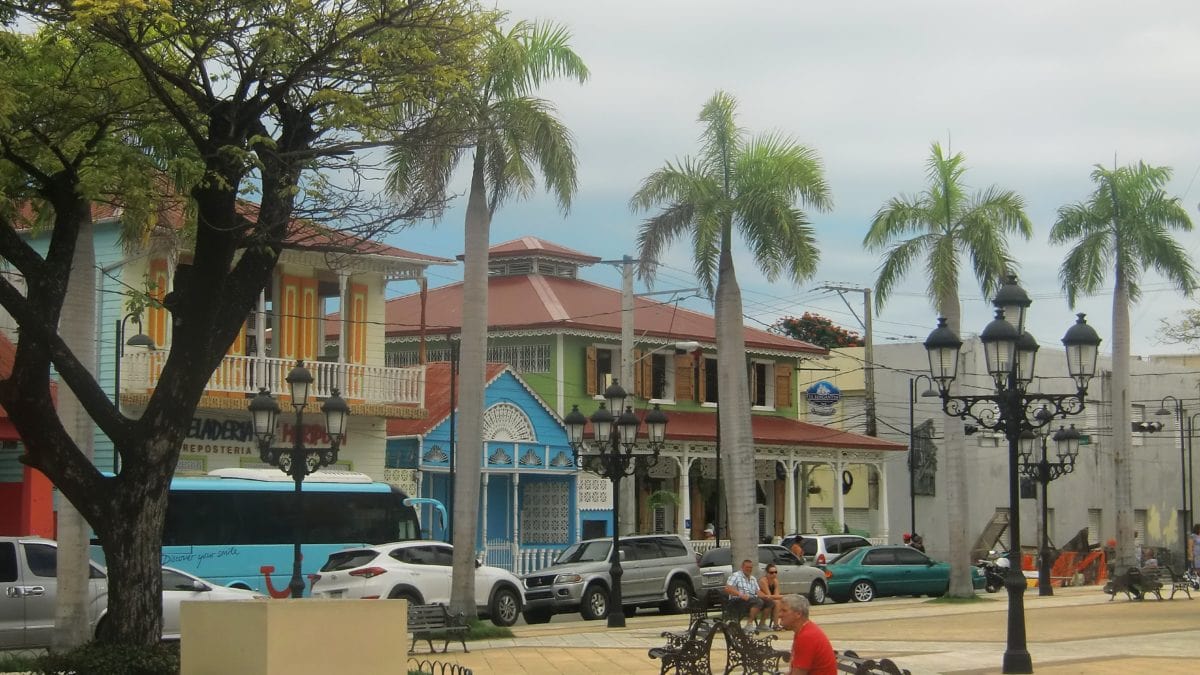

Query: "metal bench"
<box><xmin>1104</xmin><ymin>566</ymin><xmax>1165</xmax><ymax>601</ymax></box>
<box><xmin>649</xmin><ymin>617</ymin><xmax>720</xmax><ymax>675</ymax></box>
<box><xmin>408</xmin><ymin>603</ymin><xmax>469</xmax><ymax>654</ymax></box>
<box><xmin>1160</xmin><ymin>565</ymin><xmax>1193</xmax><ymax>600</ymax></box>
<box><xmin>720</xmin><ymin>621</ymin><xmax>789</xmax><ymax>674</ymax></box>
<box><xmin>836</xmin><ymin>649</ymin><xmax>911</xmax><ymax>675</ymax></box>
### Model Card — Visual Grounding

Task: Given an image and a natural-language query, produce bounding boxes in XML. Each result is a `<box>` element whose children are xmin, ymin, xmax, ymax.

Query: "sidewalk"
<box><xmin>422</xmin><ymin>586</ymin><xmax>1200</xmax><ymax>674</ymax></box>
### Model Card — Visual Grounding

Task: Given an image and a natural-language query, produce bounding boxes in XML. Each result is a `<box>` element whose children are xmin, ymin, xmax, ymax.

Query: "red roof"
<box><xmin>461</xmin><ymin>236</ymin><xmax>601</xmax><ymax>264</ymax></box>
<box><xmin>662</xmin><ymin>411</ymin><xmax>904</xmax><ymax>451</ymax></box>
<box><xmin>387</xmin><ymin>362</ymin><xmax>509</xmax><ymax>436</ymax></box>
<box><xmin>372</xmin><ymin>274</ymin><xmax>824</xmax><ymax>353</ymax></box>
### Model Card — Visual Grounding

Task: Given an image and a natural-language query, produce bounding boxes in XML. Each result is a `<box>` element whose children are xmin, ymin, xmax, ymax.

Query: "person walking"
<box><xmin>758</xmin><ymin>564</ymin><xmax>784</xmax><ymax>631</ymax></box>
<box><xmin>778</xmin><ymin>594</ymin><xmax>837</xmax><ymax>675</ymax></box>
<box><xmin>1189</xmin><ymin>524</ymin><xmax>1200</xmax><ymax>574</ymax></box>
<box><xmin>724</xmin><ymin>558</ymin><xmax>765</xmax><ymax>631</ymax></box>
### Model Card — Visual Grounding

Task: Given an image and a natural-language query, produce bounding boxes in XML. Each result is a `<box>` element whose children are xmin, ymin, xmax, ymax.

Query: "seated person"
<box><xmin>758</xmin><ymin>564</ymin><xmax>784</xmax><ymax>631</ymax></box>
<box><xmin>725</xmin><ymin>558</ymin><xmax>765</xmax><ymax>631</ymax></box>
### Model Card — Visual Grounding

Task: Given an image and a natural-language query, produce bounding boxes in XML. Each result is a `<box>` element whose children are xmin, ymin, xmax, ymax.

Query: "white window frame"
<box><xmin>749</xmin><ymin>359</ymin><xmax>775</xmax><ymax>411</ymax></box>
<box><xmin>648</xmin><ymin>351</ymin><xmax>676</xmax><ymax>405</ymax></box>
<box><xmin>593</xmin><ymin>344</ymin><xmax>619</xmax><ymax>399</ymax></box>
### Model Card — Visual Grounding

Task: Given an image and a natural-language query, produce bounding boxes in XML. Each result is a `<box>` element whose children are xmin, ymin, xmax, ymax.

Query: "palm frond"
<box><xmin>635</xmin><ymin>202</ymin><xmax>695</xmax><ymax>285</ymax></box>
<box><xmin>1058</xmin><ymin>229</ymin><xmax>1111</xmax><ymax>307</ymax></box>
<box><xmin>863</xmin><ymin>197</ymin><xmax>930</xmax><ymax>249</ymax></box>
<box><xmin>926</xmin><ymin>233</ymin><xmax>961</xmax><ymax>308</ymax></box>
<box><xmin>697</xmin><ymin>91</ymin><xmax>743</xmax><ymax>187</ymax></box>
<box><xmin>871</xmin><ymin>234</ymin><xmax>931</xmax><ymax>311</ymax></box>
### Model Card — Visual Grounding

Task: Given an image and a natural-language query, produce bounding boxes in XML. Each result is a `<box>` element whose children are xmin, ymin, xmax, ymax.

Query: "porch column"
<box><xmin>875</xmin><ymin>461</ymin><xmax>889</xmax><ymax>541</ymax></box>
<box><xmin>676</xmin><ymin>456</ymin><xmax>692</xmax><ymax>538</ymax></box>
<box><xmin>511</xmin><ymin>473</ymin><xmax>520</xmax><ymax>572</ymax></box>
<box><xmin>255</xmin><ymin>290</ymin><xmax>266</xmax><ymax>387</ymax></box>
<box><xmin>783</xmin><ymin>458</ymin><xmax>797</xmax><ymax>535</ymax></box>
<box><xmin>480</xmin><ymin>473</ymin><xmax>489</xmax><ymax>545</ymax></box>
<box><xmin>336</xmin><ymin>271</ymin><xmax>349</xmax><ymax>391</ymax></box>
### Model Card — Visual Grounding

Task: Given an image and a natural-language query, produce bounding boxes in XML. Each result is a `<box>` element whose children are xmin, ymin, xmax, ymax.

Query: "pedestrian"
<box><xmin>724</xmin><ymin>558</ymin><xmax>765</xmax><ymax>632</ymax></box>
<box><xmin>910</xmin><ymin>533</ymin><xmax>926</xmax><ymax>553</ymax></box>
<box><xmin>902</xmin><ymin>532</ymin><xmax>912</xmax><ymax>545</ymax></box>
<box><xmin>778</xmin><ymin>594</ymin><xmax>837</xmax><ymax>675</ymax></box>
<box><xmin>790</xmin><ymin>537</ymin><xmax>805</xmax><ymax>563</ymax></box>
<box><xmin>703</xmin><ymin>524</ymin><xmax>716</xmax><ymax>540</ymax></box>
<box><xmin>1190</xmin><ymin>524</ymin><xmax>1200</xmax><ymax>574</ymax></box>
<box><xmin>758</xmin><ymin>564</ymin><xmax>784</xmax><ymax>631</ymax></box>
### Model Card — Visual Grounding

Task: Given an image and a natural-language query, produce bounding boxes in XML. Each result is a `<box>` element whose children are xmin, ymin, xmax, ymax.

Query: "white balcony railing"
<box><xmin>121</xmin><ymin>352</ymin><xmax>425</xmax><ymax>407</ymax></box>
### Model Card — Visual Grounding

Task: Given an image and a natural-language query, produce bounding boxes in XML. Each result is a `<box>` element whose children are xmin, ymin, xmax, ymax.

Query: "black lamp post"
<box><xmin>248</xmin><ymin>360</ymin><xmax>350</xmax><ymax>599</ymax></box>
<box><xmin>113</xmin><ymin>314</ymin><xmax>156</xmax><ymax>473</ymax></box>
<box><xmin>1017</xmin><ymin>420</ymin><xmax>1081</xmax><ymax>597</ymax></box>
<box><xmin>1156</xmin><ymin>396</ymin><xmax>1191</xmax><ymax>569</ymax></box>
<box><xmin>564</xmin><ymin>381</ymin><xmax>667</xmax><ymax>628</ymax></box>
<box><xmin>908</xmin><ymin>375</ymin><xmax>938</xmax><ymax>536</ymax></box>
<box><xmin>923</xmin><ymin>274</ymin><xmax>1101</xmax><ymax>674</ymax></box>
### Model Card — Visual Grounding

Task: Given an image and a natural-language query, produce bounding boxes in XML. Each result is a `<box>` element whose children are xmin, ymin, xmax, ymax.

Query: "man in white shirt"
<box><xmin>724</xmin><ymin>558</ymin><xmax>765</xmax><ymax>631</ymax></box>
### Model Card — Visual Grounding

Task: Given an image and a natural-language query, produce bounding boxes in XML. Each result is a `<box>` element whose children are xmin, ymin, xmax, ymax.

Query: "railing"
<box><xmin>483</xmin><ymin>539</ymin><xmax>563</xmax><ymax>575</ymax></box>
<box><xmin>121</xmin><ymin>352</ymin><xmax>425</xmax><ymax>406</ymax></box>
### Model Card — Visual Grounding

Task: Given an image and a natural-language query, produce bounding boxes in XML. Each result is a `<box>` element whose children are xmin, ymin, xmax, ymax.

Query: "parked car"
<box><xmin>781</xmin><ymin>533</ymin><xmax>872</xmax><ymax>566</ymax></box>
<box><xmin>697</xmin><ymin>545</ymin><xmax>828</xmax><ymax>605</ymax></box>
<box><xmin>824</xmin><ymin>545</ymin><xmax>985</xmax><ymax>602</ymax></box>
<box><xmin>520</xmin><ymin>534</ymin><xmax>702</xmax><ymax>623</ymax></box>
<box><xmin>1</xmin><ymin>537</ymin><xmax>261</xmax><ymax>649</ymax></box>
<box><xmin>309</xmin><ymin>541</ymin><xmax>524</xmax><ymax>626</ymax></box>
<box><xmin>158</xmin><ymin>567</ymin><xmax>264</xmax><ymax>639</ymax></box>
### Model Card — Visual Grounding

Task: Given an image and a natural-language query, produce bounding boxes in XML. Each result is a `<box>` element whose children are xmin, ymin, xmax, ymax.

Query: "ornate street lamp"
<box><xmin>923</xmin><ymin>274</ymin><xmax>1100</xmax><ymax>674</ymax></box>
<box><xmin>112</xmin><ymin>313</ymin><xmax>155</xmax><ymax>472</ymax></box>
<box><xmin>563</xmin><ymin>382</ymin><xmax>667</xmax><ymax>628</ymax></box>
<box><xmin>1017</xmin><ymin>421</ymin><xmax>1081</xmax><ymax>596</ymax></box>
<box><xmin>248</xmin><ymin>360</ymin><xmax>349</xmax><ymax>598</ymax></box>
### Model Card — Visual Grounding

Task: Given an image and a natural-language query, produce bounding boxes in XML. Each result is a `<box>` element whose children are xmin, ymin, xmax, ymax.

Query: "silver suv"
<box><xmin>520</xmin><ymin>534</ymin><xmax>702</xmax><ymax>623</ymax></box>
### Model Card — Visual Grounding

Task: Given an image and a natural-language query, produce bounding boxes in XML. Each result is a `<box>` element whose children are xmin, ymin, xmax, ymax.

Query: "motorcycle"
<box><xmin>975</xmin><ymin>551</ymin><xmax>1009</xmax><ymax>593</ymax></box>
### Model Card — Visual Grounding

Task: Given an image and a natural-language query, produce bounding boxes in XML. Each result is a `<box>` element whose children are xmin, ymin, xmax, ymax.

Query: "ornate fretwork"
<box><xmin>487</xmin><ymin>447</ymin><xmax>513</xmax><ymax>465</ymax></box>
<box><xmin>423</xmin><ymin>445</ymin><xmax>449</xmax><ymax>463</ymax></box>
<box><xmin>520</xmin><ymin>482</ymin><xmax>569</xmax><ymax>543</ymax></box>
<box><xmin>549</xmin><ymin>451</ymin><xmax>574</xmax><ymax>467</ymax></box>
<box><xmin>518</xmin><ymin>448</ymin><xmax>544</xmax><ymax>467</ymax></box>
<box><xmin>482</xmin><ymin>402</ymin><xmax>536</xmax><ymax>442</ymax></box>
<box><xmin>576</xmin><ymin>474</ymin><xmax>611</xmax><ymax>509</ymax></box>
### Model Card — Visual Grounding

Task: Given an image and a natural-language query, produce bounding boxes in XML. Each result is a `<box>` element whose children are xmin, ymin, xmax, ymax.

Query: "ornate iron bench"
<box><xmin>1104</xmin><ymin>566</ymin><xmax>1166</xmax><ymax>601</ymax></box>
<box><xmin>649</xmin><ymin>616</ymin><xmax>720</xmax><ymax>675</ymax></box>
<box><xmin>720</xmin><ymin>621</ymin><xmax>789</xmax><ymax>674</ymax></box>
<box><xmin>408</xmin><ymin>603</ymin><xmax>469</xmax><ymax>654</ymax></box>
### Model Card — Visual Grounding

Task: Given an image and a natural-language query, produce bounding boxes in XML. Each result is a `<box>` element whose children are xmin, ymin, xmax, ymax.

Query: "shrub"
<box><xmin>32</xmin><ymin>642</ymin><xmax>180</xmax><ymax>675</ymax></box>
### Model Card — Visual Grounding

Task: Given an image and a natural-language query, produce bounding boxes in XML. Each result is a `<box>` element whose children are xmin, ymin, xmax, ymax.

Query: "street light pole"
<box><xmin>564</xmin><ymin>382</ymin><xmax>667</xmax><ymax>629</ymax></box>
<box><xmin>1157</xmin><ymin>396</ymin><xmax>1189</xmax><ymax>569</ymax></box>
<box><xmin>922</xmin><ymin>274</ymin><xmax>1101</xmax><ymax>674</ymax></box>
<box><xmin>1017</xmin><ymin>421</ymin><xmax>1080</xmax><ymax>596</ymax></box>
<box><xmin>908</xmin><ymin>376</ymin><xmax>937</xmax><ymax>535</ymax></box>
<box><xmin>112</xmin><ymin>314</ymin><xmax>155</xmax><ymax>473</ymax></box>
<box><xmin>249</xmin><ymin>360</ymin><xmax>349</xmax><ymax>598</ymax></box>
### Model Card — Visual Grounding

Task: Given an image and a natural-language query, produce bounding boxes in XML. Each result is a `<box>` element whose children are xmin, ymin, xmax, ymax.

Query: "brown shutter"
<box><xmin>774</xmin><ymin>363</ymin><xmax>792</xmax><ymax>408</ymax></box>
<box><xmin>749</xmin><ymin>362</ymin><xmax>758</xmax><ymax>405</ymax></box>
<box><xmin>674</xmin><ymin>354</ymin><xmax>694</xmax><ymax>401</ymax></box>
<box><xmin>638</xmin><ymin>350</ymin><xmax>654</xmax><ymax>399</ymax></box>
<box><xmin>585</xmin><ymin>346</ymin><xmax>597</xmax><ymax>396</ymax></box>
<box><xmin>698</xmin><ymin>356</ymin><xmax>707</xmax><ymax>402</ymax></box>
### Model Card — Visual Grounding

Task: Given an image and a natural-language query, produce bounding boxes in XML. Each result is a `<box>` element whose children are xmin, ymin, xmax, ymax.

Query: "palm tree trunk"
<box><xmin>1111</xmin><ymin>267</ymin><xmax>1134</xmax><ymax>571</ymax></box>
<box><xmin>940</xmin><ymin>296</ymin><xmax>973</xmax><ymax>597</ymax></box>
<box><xmin>450</xmin><ymin>149</ymin><xmax>488</xmax><ymax>620</ymax></box>
<box><xmin>53</xmin><ymin>216</ymin><xmax>95</xmax><ymax>650</ymax></box>
<box><xmin>715</xmin><ymin>248</ymin><xmax>756</xmax><ymax>572</ymax></box>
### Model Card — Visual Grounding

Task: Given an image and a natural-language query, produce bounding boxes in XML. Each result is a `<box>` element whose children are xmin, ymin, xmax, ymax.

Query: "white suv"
<box><xmin>782</xmin><ymin>534</ymin><xmax>872</xmax><ymax>566</ymax></box>
<box><xmin>309</xmin><ymin>541</ymin><xmax>524</xmax><ymax>626</ymax></box>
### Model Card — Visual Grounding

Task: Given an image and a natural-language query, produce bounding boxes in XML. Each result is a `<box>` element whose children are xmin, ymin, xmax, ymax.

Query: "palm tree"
<box><xmin>863</xmin><ymin>142</ymin><xmax>1032</xmax><ymax>597</ymax></box>
<box><xmin>1050</xmin><ymin>161</ymin><xmax>1196</xmax><ymax>571</ymax></box>
<box><xmin>386</xmin><ymin>19</ymin><xmax>587</xmax><ymax>619</ymax></box>
<box><xmin>631</xmin><ymin>91</ymin><xmax>831</xmax><ymax>574</ymax></box>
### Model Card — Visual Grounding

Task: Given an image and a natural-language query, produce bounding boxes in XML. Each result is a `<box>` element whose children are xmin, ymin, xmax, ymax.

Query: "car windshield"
<box><xmin>829</xmin><ymin>548</ymin><xmax>864</xmax><ymax>566</ymax></box>
<box><xmin>699</xmin><ymin>548</ymin><xmax>732</xmax><ymax>567</ymax></box>
<box><xmin>555</xmin><ymin>540</ymin><xmax>612</xmax><ymax>564</ymax></box>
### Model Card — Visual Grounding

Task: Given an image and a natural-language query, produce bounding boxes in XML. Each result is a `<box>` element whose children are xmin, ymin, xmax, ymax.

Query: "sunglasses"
<box><xmin>767</xmin><ymin>570</ymin><xmax>777</xmax><ymax>574</ymax></box>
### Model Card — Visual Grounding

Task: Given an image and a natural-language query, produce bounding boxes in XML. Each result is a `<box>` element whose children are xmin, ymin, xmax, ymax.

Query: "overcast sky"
<box><xmin>390</xmin><ymin>0</ymin><xmax>1200</xmax><ymax>359</ymax></box>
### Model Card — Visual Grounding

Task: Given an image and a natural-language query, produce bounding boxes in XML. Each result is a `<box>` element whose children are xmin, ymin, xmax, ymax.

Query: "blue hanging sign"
<box><xmin>805</xmin><ymin>381</ymin><xmax>841</xmax><ymax>416</ymax></box>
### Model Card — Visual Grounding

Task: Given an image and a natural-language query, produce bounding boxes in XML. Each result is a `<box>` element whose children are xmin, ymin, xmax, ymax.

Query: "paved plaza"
<box><xmin>426</xmin><ymin>585</ymin><xmax>1199</xmax><ymax>674</ymax></box>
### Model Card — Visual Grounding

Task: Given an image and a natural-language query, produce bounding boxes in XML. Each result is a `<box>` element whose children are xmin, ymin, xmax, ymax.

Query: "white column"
<box><xmin>833</xmin><ymin>458</ymin><xmax>846</xmax><ymax>532</ymax></box>
<box><xmin>255</xmin><ymin>290</ymin><xmax>267</xmax><ymax>387</ymax></box>
<box><xmin>511</xmin><ymin>473</ymin><xmax>521</xmax><ymax>566</ymax></box>
<box><xmin>336</xmin><ymin>272</ymin><xmax>349</xmax><ymax>392</ymax></box>
<box><xmin>480</xmin><ymin>473</ymin><xmax>489</xmax><ymax>544</ymax></box>
<box><xmin>784</xmin><ymin>459</ymin><xmax>797</xmax><ymax>534</ymax></box>
<box><xmin>677</xmin><ymin>456</ymin><xmax>692</xmax><ymax>538</ymax></box>
<box><xmin>876</xmin><ymin>461</ymin><xmax>889</xmax><ymax>542</ymax></box>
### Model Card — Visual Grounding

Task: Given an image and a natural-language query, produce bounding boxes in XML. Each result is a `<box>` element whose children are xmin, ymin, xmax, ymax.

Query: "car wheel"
<box><xmin>389</xmin><ymin>588</ymin><xmax>422</xmax><ymax>605</ymax></box>
<box><xmin>489</xmin><ymin>586</ymin><xmax>521</xmax><ymax>627</ymax></box>
<box><xmin>985</xmin><ymin>580</ymin><xmax>1001</xmax><ymax>593</ymax></box>
<box><xmin>850</xmin><ymin>580</ymin><xmax>875</xmax><ymax>603</ymax></box>
<box><xmin>663</xmin><ymin>578</ymin><xmax>692</xmax><ymax>614</ymax></box>
<box><xmin>808</xmin><ymin>580</ymin><xmax>828</xmax><ymax>605</ymax></box>
<box><xmin>580</xmin><ymin>584</ymin><xmax>609</xmax><ymax>620</ymax></box>
<box><xmin>522</xmin><ymin>608</ymin><xmax>553</xmax><ymax>624</ymax></box>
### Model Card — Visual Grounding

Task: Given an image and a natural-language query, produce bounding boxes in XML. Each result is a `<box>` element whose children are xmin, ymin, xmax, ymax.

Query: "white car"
<box><xmin>157</xmin><ymin>567</ymin><xmax>264</xmax><ymax>639</ymax></box>
<box><xmin>309</xmin><ymin>541</ymin><xmax>524</xmax><ymax>626</ymax></box>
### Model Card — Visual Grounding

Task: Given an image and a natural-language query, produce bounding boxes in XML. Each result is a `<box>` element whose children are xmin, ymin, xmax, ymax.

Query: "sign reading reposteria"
<box><xmin>805</xmin><ymin>381</ymin><xmax>841</xmax><ymax>416</ymax></box>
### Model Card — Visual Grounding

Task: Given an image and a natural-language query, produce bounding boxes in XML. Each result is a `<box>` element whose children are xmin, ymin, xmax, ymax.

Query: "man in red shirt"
<box><xmin>778</xmin><ymin>594</ymin><xmax>837</xmax><ymax>675</ymax></box>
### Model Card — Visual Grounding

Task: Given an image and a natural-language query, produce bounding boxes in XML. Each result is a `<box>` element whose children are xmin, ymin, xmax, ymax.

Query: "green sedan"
<box><xmin>825</xmin><ymin>545</ymin><xmax>985</xmax><ymax>602</ymax></box>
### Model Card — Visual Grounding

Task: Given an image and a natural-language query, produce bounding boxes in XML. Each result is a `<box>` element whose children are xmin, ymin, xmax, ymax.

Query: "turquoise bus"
<box><xmin>94</xmin><ymin>468</ymin><xmax>420</xmax><ymax>595</ymax></box>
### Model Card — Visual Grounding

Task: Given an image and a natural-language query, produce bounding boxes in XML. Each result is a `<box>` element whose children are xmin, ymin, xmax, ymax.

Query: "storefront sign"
<box><xmin>805</xmin><ymin>381</ymin><xmax>841</xmax><ymax>416</ymax></box>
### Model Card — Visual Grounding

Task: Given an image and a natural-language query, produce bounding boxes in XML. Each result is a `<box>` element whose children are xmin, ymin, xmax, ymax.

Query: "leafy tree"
<box><xmin>772</xmin><ymin>312</ymin><xmax>863</xmax><ymax>348</ymax></box>
<box><xmin>386</xmin><ymin>18</ymin><xmax>586</xmax><ymax>618</ymax></box>
<box><xmin>1050</xmin><ymin>161</ymin><xmax>1197</xmax><ymax>571</ymax></box>
<box><xmin>1159</xmin><ymin>308</ymin><xmax>1200</xmax><ymax>346</ymax></box>
<box><xmin>631</xmin><ymin>91</ymin><xmax>831</xmax><ymax>576</ymax></box>
<box><xmin>863</xmin><ymin>142</ymin><xmax>1031</xmax><ymax>597</ymax></box>
<box><xmin>0</xmin><ymin>0</ymin><xmax>485</xmax><ymax>645</ymax></box>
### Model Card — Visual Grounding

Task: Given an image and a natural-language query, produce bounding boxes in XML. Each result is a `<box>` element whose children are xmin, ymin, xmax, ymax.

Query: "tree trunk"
<box><xmin>715</xmin><ymin>248</ymin><xmax>756</xmax><ymax>573</ymax></box>
<box><xmin>939</xmin><ymin>295</ymin><xmax>973</xmax><ymax>597</ymax></box>
<box><xmin>53</xmin><ymin>216</ymin><xmax>95</xmax><ymax>650</ymax></box>
<box><xmin>450</xmin><ymin>149</ymin><xmax>488</xmax><ymax>620</ymax></box>
<box><xmin>1112</xmin><ymin>267</ymin><xmax>1134</xmax><ymax>571</ymax></box>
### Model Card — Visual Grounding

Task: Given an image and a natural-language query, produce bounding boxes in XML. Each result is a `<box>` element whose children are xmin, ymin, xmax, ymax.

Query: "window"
<box><xmin>24</xmin><ymin>543</ymin><xmax>58</xmax><ymax>578</ymax></box>
<box><xmin>650</xmin><ymin>353</ymin><xmax>674</xmax><ymax>402</ymax></box>
<box><xmin>749</xmin><ymin>360</ymin><xmax>775</xmax><ymax>409</ymax></box>
<box><xmin>862</xmin><ymin>549</ymin><xmax>895</xmax><ymax>565</ymax></box>
<box><xmin>163</xmin><ymin>568</ymin><xmax>198</xmax><ymax>591</ymax></box>
<box><xmin>702</xmin><ymin>357</ymin><xmax>719</xmax><ymax>404</ymax></box>
<box><xmin>894</xmin><ymin>548</ymin><xmax>929</xmax><ymax>565</ymax></box>
<box><xmin>590</xmin><ymin>346</ymin><xmax>617</xmax><ymax>395</ymax></box>
<box><xmin>0</xmin><ymin>542</ymin><xmax>16</xmax><ymax>582</ymax></box>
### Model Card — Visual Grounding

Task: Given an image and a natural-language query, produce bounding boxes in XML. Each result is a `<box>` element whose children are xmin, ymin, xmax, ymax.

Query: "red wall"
<box><xmin>0</xmin><ymin>467</ymin><xmax>54</xmax><ymax>537</ymax></box>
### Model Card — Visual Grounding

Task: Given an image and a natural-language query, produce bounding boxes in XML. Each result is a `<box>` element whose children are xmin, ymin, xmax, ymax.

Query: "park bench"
<box><xmin>836</xmin><ymin>649</ymin><xmax>911</xmax><ymax>675</ymax></box>
<box><xmin>649</xmin><ymin>615</ymin><xmax>720</xmax><ymax>674</ymax></box>
<box><xmin>407</xmin><ymin>602</ymin><xmax>469</xmax><ymax>654</ymax></box>
<box><xmin>1102</xmin><ymin>565</ymin><xmax>1193</xmax><ymax>601</ymax></box>
<box><xmin>720</xmin><ymin>621</ymin><xmax>789</xmax><ymax>674</ymax></box>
